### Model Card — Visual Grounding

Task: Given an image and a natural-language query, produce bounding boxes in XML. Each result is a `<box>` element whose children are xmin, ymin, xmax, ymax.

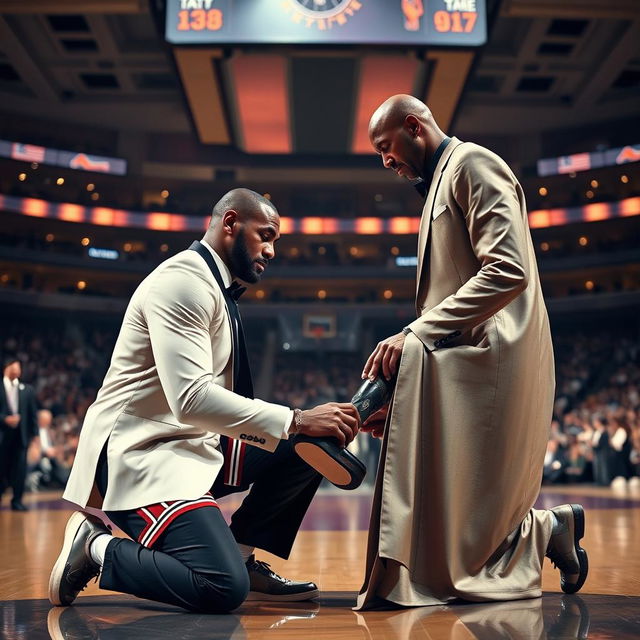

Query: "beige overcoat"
<box><xmin>356</xmin><ymin>138</ymin><xmax>556</xmax><ymax>609</ymax></box>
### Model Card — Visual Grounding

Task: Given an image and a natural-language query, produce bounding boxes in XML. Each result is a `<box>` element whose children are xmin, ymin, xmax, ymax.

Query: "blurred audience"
<box><xmin>1</xmin><ymin>321</ymin><xmax>638</xmax><ymax>495</ymax></box>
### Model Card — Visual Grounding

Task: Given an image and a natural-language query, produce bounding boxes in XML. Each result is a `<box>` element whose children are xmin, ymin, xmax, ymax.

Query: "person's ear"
<box><xmin>405</xmin><ymin>115</ymin><xmax>420</xmax><ymax>138</ymax></box>
<box><xmin>222</xmin><ymin>209</ymin><xmax>239</xmax><ymax>236</ymax></box>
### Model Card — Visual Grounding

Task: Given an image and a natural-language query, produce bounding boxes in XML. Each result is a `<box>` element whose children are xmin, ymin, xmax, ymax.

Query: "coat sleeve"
<box><xmin>142</xmin><ymin>262</ymin><xmax>291</xmax><ymax>452</ymax></box>
<box><xmin>408</xmin><ymin>147</ymin><xmax>530</xmax><ymax>350</ymax></box>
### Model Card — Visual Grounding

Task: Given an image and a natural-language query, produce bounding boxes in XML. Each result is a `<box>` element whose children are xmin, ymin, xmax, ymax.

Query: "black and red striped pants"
<box><xmin>95</xmin><ymin>435</ymin><xmax>321</xmax><ymax>613</ymax></box>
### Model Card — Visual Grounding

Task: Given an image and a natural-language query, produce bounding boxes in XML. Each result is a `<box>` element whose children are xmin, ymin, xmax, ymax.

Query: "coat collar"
<box><xmin>415</xmin><ymin>137</ymin><xmax>465</xmax><ymax>309</ymax></box>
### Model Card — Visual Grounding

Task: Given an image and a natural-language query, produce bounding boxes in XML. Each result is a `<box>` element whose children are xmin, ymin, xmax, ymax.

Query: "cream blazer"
<box><xmin>64</xmin><ymin>246</ymin><xmax>291</xmax><ymax>511</ymax></box>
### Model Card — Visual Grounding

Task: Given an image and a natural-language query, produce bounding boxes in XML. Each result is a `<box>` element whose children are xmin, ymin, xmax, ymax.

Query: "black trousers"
<box><xmin>0</xmin><ymin>428</ymin><xmax>28</xmax><ymax>505</ymax></box>
<box><xmin>96</xmin><ymin>436</ymin><xmax>321</xmax><ymax>613</ymax></box>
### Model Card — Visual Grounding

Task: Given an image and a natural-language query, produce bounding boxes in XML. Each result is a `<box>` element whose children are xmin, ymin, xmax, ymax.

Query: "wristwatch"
<box><xmin>291</xmin><ymin>408</ymin><xmax>303</xmax><ymax>434</ymax></box>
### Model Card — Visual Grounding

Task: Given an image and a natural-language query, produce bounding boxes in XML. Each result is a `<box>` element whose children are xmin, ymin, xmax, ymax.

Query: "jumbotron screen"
<box><xmin>165</xmin><ymin>0</ymin><xmax>486</xmax><ymax>47</ymax></box>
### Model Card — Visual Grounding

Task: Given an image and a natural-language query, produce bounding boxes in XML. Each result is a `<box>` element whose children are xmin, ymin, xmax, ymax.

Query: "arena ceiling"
<box><xmin>0</xmin><ymin>0</ymin><xmax>638</xmax><ymax>159</ymax></box>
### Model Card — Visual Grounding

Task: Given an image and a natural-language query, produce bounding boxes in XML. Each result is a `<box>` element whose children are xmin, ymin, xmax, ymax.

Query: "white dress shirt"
<box><xmin>3</xmin><ymin>376</ymin><xmax>19</xmax><ymax>415</ymax></box>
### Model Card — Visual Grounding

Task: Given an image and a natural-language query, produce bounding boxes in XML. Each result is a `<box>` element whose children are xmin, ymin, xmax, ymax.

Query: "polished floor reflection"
<box><xmin>2</xmin><ymin>592</ymin><xmax>640</xmax><ymax>639</ymax></box>
<box><xmin>2</xmin><ymin>486</ymin><xmax>640</xmax><ymax>638</ymax></box>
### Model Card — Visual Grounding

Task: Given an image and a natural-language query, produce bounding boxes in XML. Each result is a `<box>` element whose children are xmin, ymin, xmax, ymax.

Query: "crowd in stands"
<box><xmin>1</xmin><ymin>319</ymin><xmax>639</xmax><ymax>499</ymax></box>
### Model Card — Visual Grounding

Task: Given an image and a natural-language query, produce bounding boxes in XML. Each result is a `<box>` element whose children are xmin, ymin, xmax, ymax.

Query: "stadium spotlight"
<box><xmin>538</xmin><ymin>187</ymin><xmax>548</xmax><ymax>196</ymax></box>
<box><xmin>391</xmin><ymin>246</ymin><xmax>400</xmax><ymax>255</ymax></box>
<box><xmin>256</xmin><ymin>290</ymin><xmax>265</xmax><ymax>299</ymax></box>
<box><xmin>540</xmin><ymin>242</ymin><xmax>550</xmax><ymax>252</ymax></box>
<box><xmin>590</xmin><ymin>179</ymin><xmax>598</xmax><ymax>188</ymax></box>
<box><xmin>77</xmin><ymin>280</ymin><xmax>87</xmax><ymax>290</ymax></box>
<box><xmin>585</xmin><ymin>281</ymin><xmax>594</xmax><ymax>291</ymax></box>
<box><xmin>160</xmin><ymin>243</ymin><xmax>169</xmax><ymax>252</ymax></box>
<box><xmin>45</xmin><ymin>233</ymin><xmax>54</xmax><ymax>242</ymax></box>
<box><xmin>579</xmin><ymin>236</ymin><xmax>589</xmax><ymax>246</ymax></box>
<box><xmin>56</xmin><ymin>177</ymin><xmax>65</xmax><ymax>185</ymax></box>
<box><xmin>18</xmin><ymin>172</ymin><xmax>27</xmax><ymax>181</ymax></box>
<box><xmin>317</xmin><ymin>289</ymin><xmax>327</xmax><ymax>299</ymax></box>
<box><xmin>161</xmin><ymin>189</ymin><xmax>169</xmax><ymax>199</ymax></box>
<box><xmin>86</xmin><ymin>183</ymin><xmax>95</xmax><ymax>191</ymax></box>
<box><xmin>383</xmin><ymin>289</ymin><xmax>393</xmax><ymax>300</ymax></box>
<box><xmin>81</xmin><ymin>237</ymin><xmax>90</xmax><ymax>247</ymax></box>
<box><xmin>585</xmin><ymin>190</ymin><xmax>594</xmax><ymax>199</ymax></box>
<box><xmin>621</xmin><ymin>175</ymin><xmax>629</xmax><ymax>184</ymax></box>
<box><xmin>91</xmin><ymin>192</ymin><xmax>100</xmax><ymax>201</ymax></box>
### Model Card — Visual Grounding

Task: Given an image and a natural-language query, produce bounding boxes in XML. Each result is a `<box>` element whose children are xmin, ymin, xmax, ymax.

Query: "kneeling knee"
<box><xmin>193</xmin><ymin>566</ymin><xmax>249</xmax><ymax>613</ymax></box>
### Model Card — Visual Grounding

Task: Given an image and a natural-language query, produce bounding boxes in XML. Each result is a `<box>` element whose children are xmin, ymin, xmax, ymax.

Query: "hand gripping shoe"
<box><xmin>293</xmin><ymin>377</ymin><xmax>394</xmax><ymax>490</ymax></box>
<box><xmin>49</xmin><ymin>511</ymin><xmax>112</xmax><ymax>606</ymax></box>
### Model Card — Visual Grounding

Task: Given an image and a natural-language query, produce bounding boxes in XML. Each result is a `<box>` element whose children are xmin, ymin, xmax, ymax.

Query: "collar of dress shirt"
<box><xmin>3</xmin><ymin>376</ymin><xmax>19</xmax><ymax>389</ymax></box>
<box><xmin>200</xmin><ymin>238</ymin><xmax>232</xmax><ymax>288</ymax></box>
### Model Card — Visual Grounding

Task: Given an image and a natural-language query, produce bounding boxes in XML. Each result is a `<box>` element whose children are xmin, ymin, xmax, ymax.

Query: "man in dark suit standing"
<box><xmin>0</xmin><ymin>355</ymin><xmax>39</xmax><ymax>511</ymax></box>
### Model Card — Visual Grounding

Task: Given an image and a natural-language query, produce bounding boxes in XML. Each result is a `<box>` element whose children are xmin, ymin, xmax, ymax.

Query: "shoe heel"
<box><xmin>570</xmin><ymin>504</ymin><xmax>585</xmax><ymax>541</ymax></box>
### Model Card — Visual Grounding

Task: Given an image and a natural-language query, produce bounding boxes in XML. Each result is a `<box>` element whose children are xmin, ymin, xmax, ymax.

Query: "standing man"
<box><xmin>357</xmin><ymin>95</ymin><xmax>588</xmax><ymax>608</ymax></box>
<box><xmin>49</xmin><ymin>188</ymin><xmax>360</xmax><ymax>613</ymax></box>
<box><xmin>0</xmin><ymin>355</ymin><xmax>39</xmax><ymax>511</ymax></box>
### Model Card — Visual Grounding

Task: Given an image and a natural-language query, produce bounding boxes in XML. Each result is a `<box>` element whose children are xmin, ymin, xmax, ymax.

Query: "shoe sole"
<box><xmin>245</xmin><ymin>588</ymin><xmax>320</xmax><ymax>602</ymax></box>
<box><xmin>562</xmin><ymin>504</ymin><xmax>588</xmax><ymax>595</ymax></box>
<box><xmin>48</xmin><ymin>511</ymin><xmax>89</xmax><ymax>606</ymax></box>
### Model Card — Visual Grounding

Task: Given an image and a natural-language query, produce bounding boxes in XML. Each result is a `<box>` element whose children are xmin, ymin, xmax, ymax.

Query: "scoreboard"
<box><xmin>165</xmin><ymin>0</ymin><xmax>486</xmax><ymax>47</ymax></box>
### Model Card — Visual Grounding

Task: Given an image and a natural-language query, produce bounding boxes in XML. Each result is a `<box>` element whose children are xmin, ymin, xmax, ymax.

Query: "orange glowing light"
<box><xmin>22</xmin><ymin>197</ymin><xmax>48</xmax><ymax>218</ymax></box>
<box><xmin>302</xmin><ymin>218</ymin><xmax>324</xmax><ymax>234</ymax></box>
<box><xmin>91</xmin><ymin>208</ymin><xmax>115</xmax><ymax>226</ymax></box>
<box><xmin>59</xmin><ymin>203</ymin><xmax>84</xmax><ymax>223</ymax></box>
<box><xmin>619</xmin><ymin>197</ymin><xmax>640</xmax><ymax>218</ymax></box>
<box><xmin>148</xmin><ymin>213</ymin><xmax>172</xmax><ymax>231</ymax></box>
<box><xmin>583</xmin><ymin>203</ymin><xmax>610</xmax><ymax>222</ymax></box>
<box><xmin>279</xmin><ymin>217</ymin><xmax>294</xmax><ymax>234</ymax></box>
<box><xmin>355</xmin><ymin>218</ymin><xmax>383</xmax><ymax>234</ymax></box>
<box><xmin>528</xmin><ymin>210</ymin><xmax>551</xmax><ymax>229</ymax></box>
<box><xmin>389</xmin><ymin>217</ymin><xmax>416</xmax><ymax>234</ymax></box>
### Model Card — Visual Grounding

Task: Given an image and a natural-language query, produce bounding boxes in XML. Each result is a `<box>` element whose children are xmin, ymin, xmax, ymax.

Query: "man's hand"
<box><xmin>4</xmin><ymin>414</ymin><xmax>20</xmax><ymax>429</ymax></box>
<box><xmin>297</xmin><ymin>403</ymin><xmax>360</xmax><ymax>448</ymax></box>
<box><xmin>362</xmin><ymin>332</ymin><xmax>406</xmax><ymax>381</ymax></box>
<box><xmin>361</xmin><ymin>405</ymin><xmax>389</xmax><ymax>439</ymax></box>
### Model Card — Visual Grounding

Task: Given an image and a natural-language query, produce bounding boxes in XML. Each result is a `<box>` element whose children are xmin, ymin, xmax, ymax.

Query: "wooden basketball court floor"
<box><xmin>2</xmin><ymin>484</ymin><xmax>640</xmax><ymax>639</ymax></box>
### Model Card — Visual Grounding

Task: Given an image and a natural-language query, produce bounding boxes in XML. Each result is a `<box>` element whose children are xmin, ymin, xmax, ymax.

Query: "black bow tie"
<box><xmin>226</xmin><ymin>281</ymin><xmax>247</xmax><ymax>301</ymax></box>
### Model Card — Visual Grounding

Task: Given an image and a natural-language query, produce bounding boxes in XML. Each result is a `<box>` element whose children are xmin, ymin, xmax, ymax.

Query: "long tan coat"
<box><xmin>357</xmin><ymin>138</ymin><xmax>555</xmax><ymax>609</ymax></box>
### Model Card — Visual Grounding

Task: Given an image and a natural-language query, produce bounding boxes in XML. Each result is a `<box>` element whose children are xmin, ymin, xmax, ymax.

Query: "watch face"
<box><xmin>292</xmin><ymin>0</ymin><xmax>353</xmax><ymax>19</ymax></box>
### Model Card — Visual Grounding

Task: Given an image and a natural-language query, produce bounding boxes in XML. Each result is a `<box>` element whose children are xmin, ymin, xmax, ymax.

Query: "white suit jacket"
<box><xmin>64</xmin><ymin>242</ymin><xmax>291</xmax><ymax>511</ymax></box>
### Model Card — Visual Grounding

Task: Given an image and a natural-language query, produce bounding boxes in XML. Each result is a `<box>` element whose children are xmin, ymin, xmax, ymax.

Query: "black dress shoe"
<box><xmin>11</xmin><ymin>501</ymin><xmax>28</xmax><ymax>511</ymax></box>
<box><xmin>245</xmin><ymin>555</ymin><xmax>319</xmax><ymax>602</ymax></box>
<box><xmin>293</xmin><ymin>376</ymin><xmax>394</xmax><ymax>490</ymax></box>
<box><xmin>48</xmin><ymin>511</ymin><xmax>112</xmax><ymax>606</ymax></box>
<box><xmin>546</xmin><ymin>504</ymin><xmax>588</xmax><ymax>594</ymax></box>
<box><xmin>293</xmin><ymin>435</ymin><xmax>366</xmax><ymax>489</ymax></box>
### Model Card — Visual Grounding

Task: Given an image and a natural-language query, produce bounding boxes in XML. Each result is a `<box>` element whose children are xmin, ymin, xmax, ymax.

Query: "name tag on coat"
<box><xmin>432</xmin><ymin>203</ymin><xmax>447</xmax><ymax>220</ymax></box>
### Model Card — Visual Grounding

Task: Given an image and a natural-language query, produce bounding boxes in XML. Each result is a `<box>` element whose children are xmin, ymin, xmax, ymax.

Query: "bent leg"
<box><xmin>102</xmin><ymin>506</ymin><xmax>249</xmax><ymax>613</ymax></box>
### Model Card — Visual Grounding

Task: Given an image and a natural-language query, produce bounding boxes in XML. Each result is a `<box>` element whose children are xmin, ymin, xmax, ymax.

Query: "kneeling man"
<box><xmin>49</xmin><ymin>189</ymin><xmax>359</xmax><ymax>613</ymax></box>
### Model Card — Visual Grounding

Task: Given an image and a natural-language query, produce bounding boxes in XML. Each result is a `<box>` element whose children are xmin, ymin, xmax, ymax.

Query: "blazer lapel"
<box><xmin>415</xmin><ymin>137</ymin><xmax>464</xmax><ymax>310</ymax></box>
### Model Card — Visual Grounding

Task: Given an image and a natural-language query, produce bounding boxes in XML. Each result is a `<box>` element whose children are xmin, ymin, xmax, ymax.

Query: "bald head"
<box><xmin>368</xmin><ymin>94</ymin><xmax>433</xmax><ymax>140</ymax></box>
<box><xmin>368</xmin><ymin>94</ymin><xmax>445</xmax><ymax>181</ymax></box>
<box><xmin>204</xmin><ymin>187</ymin><xmax>281</xmax><ymax>284</ymax></box>
<box><xmin>210</xmin><ymin>188</ymin><xmax>277</xmax><ymax>228</ymax></box>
